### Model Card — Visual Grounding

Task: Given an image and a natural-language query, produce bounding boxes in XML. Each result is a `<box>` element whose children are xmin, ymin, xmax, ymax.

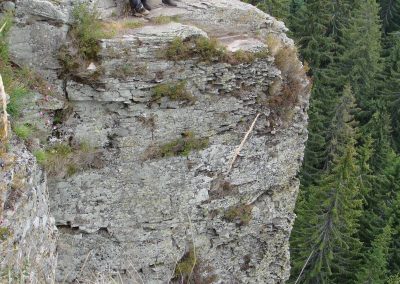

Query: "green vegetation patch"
<box><xmin>1</xmin><ymin>15</ymin><xmax>55</xmax><ymax>120</ymax></box>
<box><xmin>163</xmin><ymin>36</ymin><xmax>269</xmax><ymax>64</ymax></box>
<box><xmin>13</xmin><ymin>124</ymin><xmax>34</xmax><ymax>140</ymax></box>
<box><xmin>111</xmin><ymin>63</ymin><xmax>147</xmax><ymax>79</ymax></box>
<box><xmin>152</xmin><ymin>81</ymin><xmax>195</xmax><ymax>103</ymax></box>
<box><xmin>223</xmin><ymin>204</ymin><xmax>253</xmax><ymax>225</ymax></box>
<box><xmin>174</xmin><ymin>248</ymin><xmax>197</xmax><ymax>280</ymax></box>
<box><xmin>34</xmin><ymin>142</ymin><xmax>104</xmax><ymax>178</ymax></box>
<box><xmin>0</xmin><ymin>227</ymin><xmax>11</xmax><ymax>241</ymax></box>
<box><xmin>143</xmin><ymin>131</ymin><xmax>209</xmax><ymax>160</ymax></box>
<box><xmin>70</xmin><ymin>3</ymin><xmax>113</xmax><ymax>60</ymax></box>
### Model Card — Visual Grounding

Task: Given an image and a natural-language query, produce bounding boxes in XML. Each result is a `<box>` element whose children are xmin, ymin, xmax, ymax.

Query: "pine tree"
<box><xmin>290</xmin><ymin>87</ymin><xmax>362</xmax><ymax>284</ymax></box>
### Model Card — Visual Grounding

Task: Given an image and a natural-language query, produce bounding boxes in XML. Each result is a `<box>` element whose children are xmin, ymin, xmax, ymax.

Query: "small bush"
<box><xmin>223</xmin><ymin>204</ymin><xmax>253</xmax><ymax>226</ymax></box>
<box><xmin>143</xmin><ymin>131</ymin><xmax>209</xmax><ymax>160</ymax></box>
<box><xmin>0</xmin><ymin>13</ymin><xmax>12</xmax><ymax>61</ymax></box>
<box><xmin>11</xmin><ymin>173</ymin><xmax>26</xmax><ymax>191</ymax></box>
<box><xmin>172</xmin><ymin>247</ymin><xmax>217</xmax><ymax>284</ymax></box>
<box><xmin>164</xmin><ymin>37</ymin><xmax>191</xmax><ymax>61</ymax></box>
<box><xmin>152</xmin><ymin>81</ymin><xmax>195</xmax><ymax>103</ymax></box>
<box><xmin>34</xmin><ymin>149</ymin><xmax>48</xmax><ymax>165</ymax></box>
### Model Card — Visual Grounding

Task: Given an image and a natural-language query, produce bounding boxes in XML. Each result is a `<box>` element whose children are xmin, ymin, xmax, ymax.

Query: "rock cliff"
<box><xmin>1</xmin><ymin>0</ymin><xmax>310</xmax><ymax>283</ymax></box>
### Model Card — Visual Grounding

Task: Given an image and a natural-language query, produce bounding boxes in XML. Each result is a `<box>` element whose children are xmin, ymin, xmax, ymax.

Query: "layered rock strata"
<box><xmin>4</xmin><ymin>0</ymin><xmax>310</xmax><ymax>283</ymax></box>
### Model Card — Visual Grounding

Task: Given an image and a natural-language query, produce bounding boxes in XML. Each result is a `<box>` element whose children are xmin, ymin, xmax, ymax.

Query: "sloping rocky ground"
<box><xmin>1</xmin><ymin>0</ymin><xmax>310</xmax><ymax>283</ymax></box>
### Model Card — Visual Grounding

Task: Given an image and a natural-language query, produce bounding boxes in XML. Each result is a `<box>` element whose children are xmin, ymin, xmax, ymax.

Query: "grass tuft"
<box><xmin>223</xmin><ymin>204</ymin><xmax>253</xmax><ymax>226</ymax></box>
<box><xmin>174</xmin><ymin>248</ymin><xmax>197</xmax><ymax>280</ymax></box>
<box><xmin>152</xmin><ymin>81</ymin><xmax>195</xmax><ymax>103</ymax></box>
<box><xmin>262</xmin><ymin>34</ymin><xmax>310</xmax><ymax>112</ymax></box>
<box><xmin>13</xmin><ymin>124</ymin><xmax>34</xmax><ymax>140</ymax></box>
<box><xmin>70</xmin><ymin>3</ymin><xmax>112</xmax><ymax>60</ymax></box>
<box><xmin>101</xmin><ymin>19</ymin><xmax>144</xmax><ymax>35</ymax></box>
<box><xmin>34</xmin><ymin>142</ymin><xmax>104</xmax><ymax>178</ymax></box>
<box><xmin>163</xmin><ymin>36</ymin><xmax>269</xmax><ymax>64</ymax></box>
<box><xmin>143</xmin><ymin>131</ymin><xmax>209</xmax><ymax>160</ymax></box>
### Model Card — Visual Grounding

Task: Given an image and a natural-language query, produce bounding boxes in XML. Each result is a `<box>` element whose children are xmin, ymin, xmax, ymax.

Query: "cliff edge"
<box><xmin>1</xmin><ymin>0</ymin><xmax>310</xmax><ymax>283</ymax></box>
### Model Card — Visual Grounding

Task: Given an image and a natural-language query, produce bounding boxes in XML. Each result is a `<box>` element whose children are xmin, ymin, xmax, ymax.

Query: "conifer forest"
<box><xmin>245</xmin><ymin>0</ymin><xmax>400</xmax><ymax>283</ymax></box>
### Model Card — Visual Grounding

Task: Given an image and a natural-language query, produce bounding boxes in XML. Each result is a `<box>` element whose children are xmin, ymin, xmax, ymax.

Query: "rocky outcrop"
<box><xmin>0</xmin><ymin>140</ymin><xmax>57</xmax><ymax>282</ymax></box>
<box><xmin>4</xmin><ymin>0</ymin><xmax>310</xmax><ymax>283</ymax></box>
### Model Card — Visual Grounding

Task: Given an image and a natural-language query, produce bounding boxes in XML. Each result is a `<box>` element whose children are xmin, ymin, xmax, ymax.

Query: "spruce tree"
<box><xmin>378</xmin><ymin>32</ymin><xmax>400</xmax><ymax>151</ymax></box>
<box><xmin>294</xmin><ymin>0</ymin><xmax>352</xmax><ymax>187</ymax></box>
<box><xmin>340</xmin><ymin>0</ymin><xmax>382</xmax><ymax>110</ymax></box>
<box><xmin>356</xmin><ymin>224</ymin><xmax>393</xmax><ymax>284</ymax></box>
<box><xmin>358</xmin><ymin>110</ymin><xmax>395</xmax><ymax>247</ymax></box>
<box><xmin>290</xmin><ymin>87</ymin><xmax>362</xmax><ymax>284</ymax></box>
<box><xmin>386</xmin><ymin>161</ymin><xmax>400</xmax><ymax>274</ymax></box>
<box><xmin>379</xmin><ymin>0</ymin><xmax>400</xmax><ymax>34</ymax></box>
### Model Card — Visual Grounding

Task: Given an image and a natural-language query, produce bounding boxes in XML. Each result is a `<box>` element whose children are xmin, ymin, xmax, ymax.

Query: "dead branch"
<box><xmin>226</xmin><ymin>113</ymin><xmax>260</xmax><ymax>174</ymax></box>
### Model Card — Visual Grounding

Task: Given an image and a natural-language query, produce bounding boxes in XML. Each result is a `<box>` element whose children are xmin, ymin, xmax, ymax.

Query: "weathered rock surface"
<box><xmin>0</xmin><ymin>140</ymin><xmax>57</xmax><ymax>282</ymax></box>
<box><xmin>5</xmin><ymin>0</ymin><xmax>310</xmax><ymax>283</ymax></box>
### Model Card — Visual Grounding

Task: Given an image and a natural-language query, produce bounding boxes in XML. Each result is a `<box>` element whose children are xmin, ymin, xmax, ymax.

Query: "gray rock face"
<box><xmin>0</xmin><ymin>141</ymin><xmax>57</xmax><ymax>282</ymax></box>
<box><xmin>6</xmin><ymin>0</ymin><xmax>310</xmax><ymax>283</ymax></box>
<box><xmin>1</xmin><ymin>1</ymin><xmax>16</xmax><ymax>12</ymax></box>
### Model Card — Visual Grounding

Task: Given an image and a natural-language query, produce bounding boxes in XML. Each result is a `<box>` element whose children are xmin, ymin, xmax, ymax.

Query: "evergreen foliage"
<box><xmin>356</xmin><ymin>224</ymin><xmax>393</xmax><ymax>284</ymax></box>
<box><xmin>242</xmin><ymin>0</ymin><xmax>291</xmax><ymax>20</ymax></box>
<box><xmin>379</xmin><ymin>0</ymin><xmax>400</xmax><ymax>33</ymax></box>
<box><xmin>340</xmin><ymin>0</ymin><xmax>382</xmax><ymax>111</ymax></box>
<box><xmin>242</xmin><ymin>0</ymin><xmax>400</xmax><ymax>280</ymax></box>
<box><xmin>240</xmin><ymin>0</ymin><xmax>400</xmax><ymax>282</ymax></box>
<box><xmin>291</xmin><ymin>88</ymin><xmax>362</xmax><ymax>283</ymax></box>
